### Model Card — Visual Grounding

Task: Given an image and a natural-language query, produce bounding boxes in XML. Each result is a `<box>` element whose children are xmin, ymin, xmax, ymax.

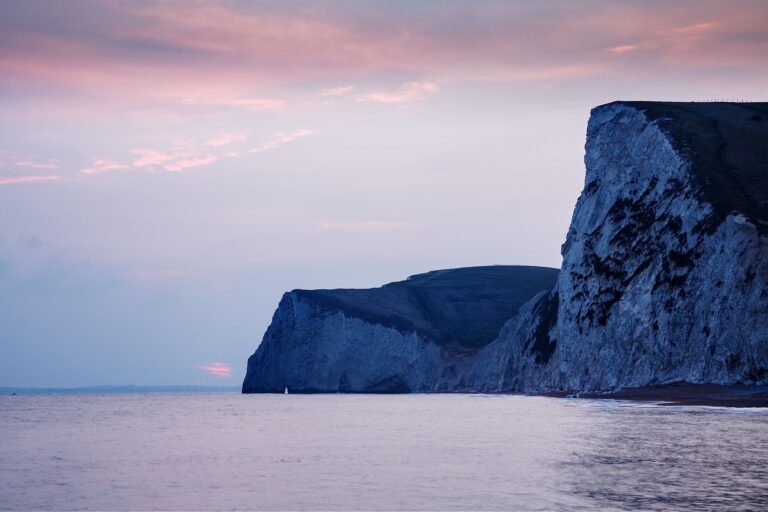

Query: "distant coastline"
<box><xmin>1</xmin><ymin>385</ymin><xmax>240</xmax><ymax>394</ymax></box>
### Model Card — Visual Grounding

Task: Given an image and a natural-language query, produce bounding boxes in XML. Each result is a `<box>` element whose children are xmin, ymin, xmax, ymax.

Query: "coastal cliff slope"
<box><xmin>473</xmin><ymin>101</ymin><xmax>768</xmax><ymax>392</ymax></box>
<box><xmin>242</xmin><ymin>266</ymin><xmax>558</xmax><ymax>393</ymax></box>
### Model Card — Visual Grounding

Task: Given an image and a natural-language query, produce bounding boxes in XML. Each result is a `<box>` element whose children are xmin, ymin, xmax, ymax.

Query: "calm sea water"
<box><xmin>1</xmin><ymin>393</ymin><xmax>767</xmax><ymax>511</ymax></box>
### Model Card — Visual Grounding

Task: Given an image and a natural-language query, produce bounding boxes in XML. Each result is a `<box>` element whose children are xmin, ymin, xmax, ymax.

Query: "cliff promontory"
<box><xmin>242</xmin><ymin>266</ymin><xmax>558</xmax><ymax>392</ymax></box>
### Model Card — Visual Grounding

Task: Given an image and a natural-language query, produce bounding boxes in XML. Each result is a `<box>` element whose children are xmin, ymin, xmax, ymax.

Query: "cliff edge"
<box><xmin>478</xmin><ymin>101</ymin><xmax>768</xmax><ymax>392</ymax></box>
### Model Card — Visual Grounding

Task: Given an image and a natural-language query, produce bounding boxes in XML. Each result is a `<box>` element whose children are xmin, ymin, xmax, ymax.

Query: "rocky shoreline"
<box><xmin>577</xmin><ymin>382</ymin><xmax>768</xmax><ymax>407</ymax></box>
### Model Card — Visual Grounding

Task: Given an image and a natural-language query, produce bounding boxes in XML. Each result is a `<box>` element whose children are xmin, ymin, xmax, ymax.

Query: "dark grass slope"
<box><xmin>293</xmin><ymin>265</ymin><xmax>558</xmax><ymax>351</ymax></box>
<box><xmin>609</xmin><ymin>101</ymin><xmax>768</xmax><ymax>233</ymax></box>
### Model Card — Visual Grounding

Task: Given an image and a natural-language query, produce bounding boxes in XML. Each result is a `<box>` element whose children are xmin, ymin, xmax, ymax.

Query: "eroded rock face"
<box><xmin>478</xmin><ymin>102</ymin><xmax>768</xmax><ymax>392</ymax></box>
<box><xmin>243</xmin><ymin>266</ymin><xmax>558</xmax><ymax>393</ymax></box>
<box><xmin>244</xmin><ymin>101</ymin><xmax>768</xmax><ymax>394</ymax></box>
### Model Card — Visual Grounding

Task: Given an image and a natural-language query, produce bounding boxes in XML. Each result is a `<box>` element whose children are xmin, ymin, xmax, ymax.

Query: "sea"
<box><xmin>1</xmin><ymin>392</ymin><xmax>767</xmax><ymax>511</ymax></box>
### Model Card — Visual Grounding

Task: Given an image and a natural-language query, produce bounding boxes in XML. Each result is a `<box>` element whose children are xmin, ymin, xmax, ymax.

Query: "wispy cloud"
<box><xmin>205</xmin><ymin>133</ymin><xmax>247</xmax><ymax>147</ymax></box>
<box><xmin>15</xmin><ymin>160</ymin><xmax>59</xmax><ymax>169</ymax></box>
<box><xmin>1</xmin><ymin>2</ymin><xmax>766</xmax><ymax>102</ymax></box>
<box><xmin>182</xmin><ymin>97</ymin><xmax>285</xmax><ymax>110</ymax></box>
<box><xmin>0</xmin><ymin>151</ymin><xmax>60</xmax><ymax>170</ymax></box>
<box><xmin>316</xmin><ymin>220</ymin><xmax>424</xmax><ymax>232</ymax></box>
<box><xmin>132</xmin><ymin>149</ymin><xmax>173</xmax><ymax>168</ymax></box>
<box><xmin>163</xmin><ymin>154</ymin><xmax>218</xmax><ymax>172</ymax></box>
<box><xmin>608</xmin><ymin>45</ymin><xmax>639</xmax><ymax>54</ymax></box>
<box><xmin>248</xmin><ymin>129</ymin><xmax>314</xmax><ymax>154</ymax></box>
<box><xmin>199</xmin><ymin>363</ymin><xmax>232</xmax><ymax>378</ymax></box>
<box><xmin>80</xmin><ymin>159</ymin><xmax>130</xmax><ymax>175</ymax></box>
<box><xmin>321</xmin><ymin>85</ymin><xmax>355</xmax><ymax>96</ymax></box>
<box><xmin>676</xmin><ymin>22</ymin><xmax>718</xmax><ymax>33</ymax></box>
<box><xmin>133</xmin><ymin>148</ymin><xmax>219</xmax><ymax>172</ymax></box>
<box><xmin>84</xmin><ymin>134</ymin><xmax>245</xmax><ymax>176</ymax></box>
<box><xmin>0</xmin><ymin>175</ymin><xmax>60</xmax><ymax>186</ymax></box>
<box><xmin>358</xmin><ymin>82</ymin><xmax>439</xmax><ymax>104</ymax></box>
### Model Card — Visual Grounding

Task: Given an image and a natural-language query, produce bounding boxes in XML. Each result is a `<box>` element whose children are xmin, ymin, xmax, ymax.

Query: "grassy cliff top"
<box><xmin>293</xmin><ymin>265</ymin><xmax>558</xmax><ymax>351</ymax></box>
<box><xmin>607</xmin><ymin>101</ymin><xmax>768</xmax><ymax>229</ymax></box>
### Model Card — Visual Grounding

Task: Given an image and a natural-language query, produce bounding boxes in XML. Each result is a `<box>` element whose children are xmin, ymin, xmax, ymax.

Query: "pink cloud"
<box><xmin>0</xmin><ymin>175</ymin><xmax>60</xmax><ymax>186</ymax></box>
<box><xmin>248</xmin><ymin>129</ymin><xmax>314</xmax><ymax>154</ymax></box>
<box><xmin>676</xmin><ymin>22</ymin><xmax>719</xmax><ymax>33</ymax></box>
<box><xmin>1</xmin><ymin>2</ymin><xmax>766</xmax><ymax>103</ymax></box>
<box><xmin>205</xmin><ymin>133</ymin><xmax>247</xmax><ymax>147</ymax></box>
<box><xmin>181</xmin><ymin>97</ymin><xmax>285</xmax><ymax>110</ymax></box>
<box><xmin>80</xmin><ymin>159</ymin><xmax>130</xmax><ymax>175</ymax></box>
<box><xmin>199</xmin><ymin>363</ymin><xmax>232</xmax><ymax>378</ymax></box>
<box><xmin>358</xmin><ymin>82</ymin><xmax>439</xmax><ymax>104</ymax></box>
<box><xmin>608</xmin><ymin>45</ymin><xmax>640</xmax><ymax>54</ymax></box>
<box><xmin>217</xmin><ymin>98</ymin><xmax>284</xmax><ymax>110</ymax></box>
<box><xmin>132</xmin><ymin>148</ymin><xmax>219</xmax><ymax>172</ymax></box>
<box><xmin>321</xmin><ymin>85</ymin><xmax>356</xmax><ymax>96</ymax></box>
<box><xmin>163</xmin><ymin>154</ymin><xmax>218</xmax><ymax>172</ymax></box>
<box><xmin>132</xmin><ymin>149</ymin><xmax>174</xmax><ymax>168</ymax></box>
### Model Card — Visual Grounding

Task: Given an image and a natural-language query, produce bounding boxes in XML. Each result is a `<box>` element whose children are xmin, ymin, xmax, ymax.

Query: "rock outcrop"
<box><xmin>244</xmin><ymin>101</ymin><xmax>768</xmax><ymax>394</ymax></box>
<box><xmin>474</xmin><ymin>101</ymin><xmax>768</xmax><ymax>392</ymax></box>
<box><xmin>242</xmin><ymin>266</ymin><xmax>558</xmax><ymax>392</ymax></box>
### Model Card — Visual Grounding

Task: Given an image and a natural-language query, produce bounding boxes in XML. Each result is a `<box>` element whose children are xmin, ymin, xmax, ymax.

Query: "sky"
<box><xmin>2</xmin><ymin>0</ymin><xmax>768</xmax><ymax>387</ymax></box>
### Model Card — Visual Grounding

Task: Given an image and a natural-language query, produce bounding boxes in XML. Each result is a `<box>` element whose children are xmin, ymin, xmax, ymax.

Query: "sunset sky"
<box><xmin>2</xmin><ymin>0</ymin><xmax>768</xmax><ymax>387</ymax></box>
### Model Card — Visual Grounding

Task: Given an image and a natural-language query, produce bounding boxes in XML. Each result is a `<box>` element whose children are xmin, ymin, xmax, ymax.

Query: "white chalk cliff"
<box><xmin>472</xmin><ymin>101</ymin><xmax>768</xmax><ymax>392</ymax></box>
<box><xmin>243</xmin><ymin>266</ymin><xmax>558</xmax><ymax>392</ymax></box>
<box><xmin>244</xmin><ymin>101</ymin><xmax>768</xmax><ymax>394</ymax></box>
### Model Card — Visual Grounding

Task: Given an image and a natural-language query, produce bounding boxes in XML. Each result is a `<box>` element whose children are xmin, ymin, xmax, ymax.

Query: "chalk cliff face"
<box><xmin>476</xmin><ymin>102</ymin><xmax>768</xmax><ymax>392</ymax></box>
<box><xmin>244</xmin><ymin>101</ymin><xmax>768</xmax><ymax>394</ymax></box>
<box><xmin>242</xmin><ymin>266</ymin><xmax>558</xmax><ymax>393</ymax></box>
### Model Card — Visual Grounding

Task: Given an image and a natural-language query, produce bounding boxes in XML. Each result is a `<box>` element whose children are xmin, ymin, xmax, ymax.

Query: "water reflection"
<box><xmin>564</xmin><ymin>403</ymin><xmax>768</xmax><ymax>511</ymax></box>
<box><xmin>0</xmin><ymin>393</ymin><xmax>766</xmax><ymax>511</ymax></box>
